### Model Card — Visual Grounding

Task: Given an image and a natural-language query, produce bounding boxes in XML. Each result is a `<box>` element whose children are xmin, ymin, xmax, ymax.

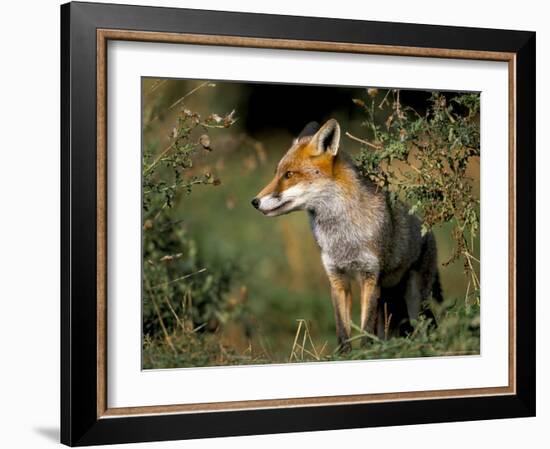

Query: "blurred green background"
<box><xmin>142</xmin><ymin>78</ymin><xmax>480</xmax><ymax>366</ymax></box>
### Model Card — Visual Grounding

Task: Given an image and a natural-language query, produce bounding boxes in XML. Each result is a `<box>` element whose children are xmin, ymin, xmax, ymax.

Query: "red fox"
<box><xmin>252</xmin><ymin>119</ymin><xmax>443</xmax><ymax>352</ymax></box>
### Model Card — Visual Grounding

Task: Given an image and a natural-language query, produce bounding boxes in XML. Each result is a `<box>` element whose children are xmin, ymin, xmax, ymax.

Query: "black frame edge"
<box><xmin>514</xmin><ymin>32</ymin><xmax>536</xmax><ymax>416</ymax></box>
<box><xmin>76</xmin><ymin>395</ymin><xmax>534</xmax><ymax>446</ymax></box>
<box><xmin>60</xmin><ymin>2</ymin><xmax>71</xmax><ymax>446</ymax></box>
<box><xmin>60</xmin><ymin>2</ymin><xmax>536</xmax><ymax>446</ymax></box>
<box><xmin>62</xmin><ymin>2</ymin><xmax>101</xmax><ymax>445</ymax></box>
<box><xmin>70</xmin><ymin>1</ymin><xmax>535</xmax><ymax>51</ymax></box>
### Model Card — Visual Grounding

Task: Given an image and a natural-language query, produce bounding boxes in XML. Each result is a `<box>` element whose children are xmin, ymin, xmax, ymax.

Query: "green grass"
<box><xmin>143</xmin><ymin>299</ymin><xmax>480</xmax><ymax>369</ymax></box>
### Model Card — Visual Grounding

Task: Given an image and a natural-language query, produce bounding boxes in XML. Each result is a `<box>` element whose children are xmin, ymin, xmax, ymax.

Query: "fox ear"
<box><xmin>312</xmin><ymin>119</ymin><xmax>341</xmax><ymax>157</ymax></box>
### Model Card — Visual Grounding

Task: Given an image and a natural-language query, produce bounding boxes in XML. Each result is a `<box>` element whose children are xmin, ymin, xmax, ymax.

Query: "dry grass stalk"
<box><xmin>289</xmin><ymin>319</ymin><xmax>325</xmax><ymax>362</ymax></box>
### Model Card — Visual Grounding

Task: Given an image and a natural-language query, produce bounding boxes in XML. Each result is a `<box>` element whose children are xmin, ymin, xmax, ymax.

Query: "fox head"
<box><xmin>251</xmin><ymin>119</ymin><xmax>343</xmax><ymax>217</ymax></box>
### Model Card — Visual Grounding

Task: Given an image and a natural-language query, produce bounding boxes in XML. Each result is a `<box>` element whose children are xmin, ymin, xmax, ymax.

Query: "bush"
<box><xmin>350</xmin><ymin>89</ymin><xmax>480</xmax><ymax>304</ymax></box>
<box><xmin>142</xmin><ymin>83</ymin><xmax>242</xmax><ymax>349</ymax></box>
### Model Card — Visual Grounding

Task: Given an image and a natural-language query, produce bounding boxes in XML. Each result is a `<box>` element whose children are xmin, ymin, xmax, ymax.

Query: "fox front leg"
<box><xmin>327</xmin><ymin>273</ymin><xmax>352</xmax><ymax>353</ymax></box>
<box><xmin>360</xmin><ymin>274</ymin><xmax>381</xmax><ymax>346</ymax></box>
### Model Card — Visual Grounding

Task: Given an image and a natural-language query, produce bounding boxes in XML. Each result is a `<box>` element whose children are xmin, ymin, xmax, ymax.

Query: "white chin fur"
<box><xmin>263</xmin><ymin>202</ymin><xmax>295</xmax><ymax>216</ymax></box>
<box><xmin>258</xmin><ymin>185</ymin><xmax>308</xmax><ymax>216</ymax></box>
<box><xmin>258</xmin><ymin>199</ymin><xmax>295</xmax><ymax>216</ymax></box>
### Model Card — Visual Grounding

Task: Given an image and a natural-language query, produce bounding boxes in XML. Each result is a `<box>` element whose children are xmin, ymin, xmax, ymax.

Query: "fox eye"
<box><xmin>284</xmin><ymin>171</ymin><xmax>294</xmax><ymax>179</ymax></box>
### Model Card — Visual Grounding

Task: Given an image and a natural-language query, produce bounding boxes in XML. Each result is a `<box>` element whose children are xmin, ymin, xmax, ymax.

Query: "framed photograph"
<box><xmin>61</xmin><ymin>1</ymin><xmax>536</xmax><ymax>446</ymax></box>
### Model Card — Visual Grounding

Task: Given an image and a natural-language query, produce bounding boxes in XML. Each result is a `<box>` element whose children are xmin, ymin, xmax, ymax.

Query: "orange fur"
<box><xmin>257</xmin><ymin>139</ymin><xmax>360</xmax><ymax>199</ymax></box>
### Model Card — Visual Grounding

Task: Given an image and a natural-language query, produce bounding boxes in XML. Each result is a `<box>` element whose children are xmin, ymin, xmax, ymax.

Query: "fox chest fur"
<box><xmin>307</xmin><ymin>182</ymin><xmax>382</xmax><ymax>277</ymax></box>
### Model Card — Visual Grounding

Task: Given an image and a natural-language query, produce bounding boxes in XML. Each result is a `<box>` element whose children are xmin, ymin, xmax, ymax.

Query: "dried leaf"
<box><xmin>160</xmin><ymin>253</ymin><xmax>183</xmax><ymax>262</ymax></box>
<box><xmin>199</xmin><ymin>134</ymin><xmax>212</xmax><ymax>151</ymax></box>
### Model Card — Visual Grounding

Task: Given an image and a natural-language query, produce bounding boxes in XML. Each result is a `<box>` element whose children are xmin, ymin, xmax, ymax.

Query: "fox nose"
<box><xmin>251</xmin><ymin>198</ymin><xmax>260</xmax><ymax>209</ymax></box>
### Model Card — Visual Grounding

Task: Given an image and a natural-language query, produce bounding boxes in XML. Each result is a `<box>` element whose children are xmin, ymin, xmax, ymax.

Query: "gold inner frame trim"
<box><xmin>96</xmin><ymin>28</ymin><xmax>517</xmax><ymax>419</ymax></box>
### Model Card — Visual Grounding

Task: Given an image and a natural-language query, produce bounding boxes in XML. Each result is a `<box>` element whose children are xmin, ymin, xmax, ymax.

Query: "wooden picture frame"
<box><xmin>61</xmin><ymin>1</ymin><xmax>535</xmax><ymax>446</ymax></box>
